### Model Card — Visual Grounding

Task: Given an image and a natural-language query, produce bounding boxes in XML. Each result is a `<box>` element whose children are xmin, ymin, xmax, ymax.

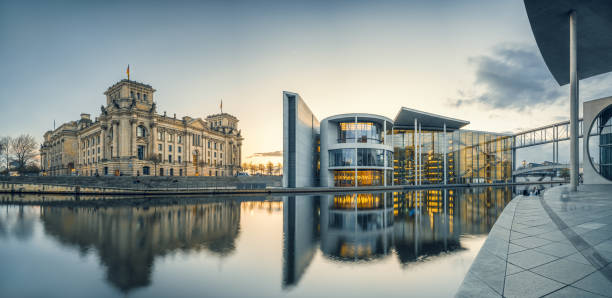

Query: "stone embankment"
<box><xmin>0</xmin><ymin>175</ymin><xmax>282</xmax><ymax>190</ymax></box>
<box><xmin>457</xmin><ymin>184</ymin><xmax>612</xmax><ymax>297</ymax></box>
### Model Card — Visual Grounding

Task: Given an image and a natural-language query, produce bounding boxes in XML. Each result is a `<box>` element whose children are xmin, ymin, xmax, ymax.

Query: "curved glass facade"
<box><xmin>338</xmin><ymin>122</ymin><xmax>383</xmax><ymax>144</ymax></box>
<box><xmin>329</xmin><ymin>148</ymin><xmax>393</xmax><ymax>167</ymax></box>
<box><xmin>333</xmin><ymin>170</ymin><xmax>388</xmax><ymax>187</ymax></box>
<box><xmin>587</xmin><ymin>105</ymin><xmax>612</xmax><ymax>180</ymax></box>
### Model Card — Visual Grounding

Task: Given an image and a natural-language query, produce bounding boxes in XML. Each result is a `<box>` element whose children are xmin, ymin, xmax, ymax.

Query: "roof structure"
<box><xmin>392</xmin><ymin>107</ymin><xmax>469</xmax><ymax>131</ymax></box>
<box><xmin>524</xmin><ymin>0</ymin><xmax>612</xmax><ymax>85</ymax></box>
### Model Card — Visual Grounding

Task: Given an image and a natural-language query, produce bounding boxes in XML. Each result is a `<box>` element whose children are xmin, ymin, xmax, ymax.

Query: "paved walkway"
<box><xmin>457</xmin><ymin>184</ymin><xmax>612</xmax><ymax>297</ymax></box>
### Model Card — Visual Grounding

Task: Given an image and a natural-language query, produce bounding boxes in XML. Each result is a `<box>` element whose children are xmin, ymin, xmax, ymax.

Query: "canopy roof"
<box><xmin>524</xmin><ymin>0</ymin><xmax>612</xmax><ymax>85</ymax></box>
<box><xmin>393</xmin><ymin>107</ymin><xmax>469</xmax><ymax>131</ymax></box>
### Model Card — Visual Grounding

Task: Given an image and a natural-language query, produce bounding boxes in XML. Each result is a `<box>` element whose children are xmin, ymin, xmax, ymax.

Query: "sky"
<box><xmin>1</xmin><ymin>0</ymin><xmax>611</xmax><ymax>165</ymax></box>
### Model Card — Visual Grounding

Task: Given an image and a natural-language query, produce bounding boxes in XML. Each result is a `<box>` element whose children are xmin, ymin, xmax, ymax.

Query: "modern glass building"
<box><xmin>585</xmin><ymin>96</ymin><xmax>612</xmax><ymax>184</ymax></box>
<box><xmin>283</xmin><ymin>92</ymin><xmax>513</xmax><ymax>188</ymax></box>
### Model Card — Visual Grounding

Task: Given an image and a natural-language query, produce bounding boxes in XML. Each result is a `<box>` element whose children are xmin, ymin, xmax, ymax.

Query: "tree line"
<box><xmin>0</xmin><ymin>134</ymin><xmax>39</xmax><ymax>175</ymax></box>
<box><xmin>241</xmin><ymin>161</ymin><xmax>282</xmax><ymax>176</ymax></box>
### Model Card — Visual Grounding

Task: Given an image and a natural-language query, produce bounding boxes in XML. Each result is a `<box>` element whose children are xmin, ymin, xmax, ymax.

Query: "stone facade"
<box><xmin>41</xmin><ymin>80</ymin><xmax>243</xmax><ymax>177</ymax></box>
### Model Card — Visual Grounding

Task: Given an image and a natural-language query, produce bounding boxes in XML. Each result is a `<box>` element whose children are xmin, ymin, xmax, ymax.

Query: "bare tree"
<box><xmin>11</xmin><ymin>134</ymin><xmax>37</xmax><ymax>173</ymax></box>
<box><xmin>148</xmin><ymin>154</ymin><xmax>162</xmax><ymax>176</ymax></box>
<box><xmin>0</xmin><ymin>136</ymin><xmax>10</xmax><ymax>174</ymax></box>
<box><xmin>276</xmin><ymin>162</ymin><xmax>282</xmax><ymax>176</ymax></box>
<box><xmin>266</xmin><ymin>161</ymin><xmax>274</xmax><ymax>176</ymax></box>
<box><xmin>258</xmin><ymin>163</ymin><xmax>265</xmax><ymax>175</ymax></box>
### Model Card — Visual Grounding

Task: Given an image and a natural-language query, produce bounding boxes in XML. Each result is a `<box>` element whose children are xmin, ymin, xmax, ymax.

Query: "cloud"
<box><xmin>451</xmin><ymin>44</ymin><xmax>564</xmax><ymax>110</ymax></box>
<box><xmin>247</xmin><ymin>150</ymin><xmax>283</xmax><ymax>158</ymax></box>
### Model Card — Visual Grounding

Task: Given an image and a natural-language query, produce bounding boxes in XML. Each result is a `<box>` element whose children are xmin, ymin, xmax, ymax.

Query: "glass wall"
<box><xmin>333</xmin><ymin>170</ymin><xmax>386</xmax><ymax>187</ymax></box>
<box><xmin>329</xmin><ymin>148</ymin><xmax>391</xmax><ymax>167</ymax></box>
<box><xmin>338</xmin><ymin>122</ymin><xmax>383</xmax><ymax>144</ymax></box>
<box><xmin>587</xmin><ymin>105</ymin><xmax>612</xmax><ymax>180</ymax></box>
<box><xmin>390</xmin><ymin>128</ymin><xmax>512</xmax><ymax>185</ymax></box>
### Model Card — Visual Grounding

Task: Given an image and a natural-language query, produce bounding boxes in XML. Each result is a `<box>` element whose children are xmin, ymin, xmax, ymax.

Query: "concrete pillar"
<box><xmin>444</xmin><ymin>123</ymin><xmax>447</xmax><ymax>185</ymax></box>
<box><xmin>569</xmin><ymin>10</ymin><xmax>579</xmax><ymax>191</ymax></box>
<box><xmin>383</xmin><ymin>120</ymin><xmax>387</xmax><ymax>186</ymax></box>
<box><xmin>414</xmin><ymin>118</ymin><xmax>418</xmax><ymax>186</ymax></box>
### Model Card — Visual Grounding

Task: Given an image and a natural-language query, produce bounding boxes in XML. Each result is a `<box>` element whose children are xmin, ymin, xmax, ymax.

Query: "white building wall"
<box><xmin>283</xmin><ymin>92</ymin><xmax>320</xmax><ymax>188</ymax></box>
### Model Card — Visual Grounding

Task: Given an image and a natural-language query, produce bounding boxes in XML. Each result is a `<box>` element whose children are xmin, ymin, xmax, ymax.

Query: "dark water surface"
<box><xmin>0</xmin><ymin>188</ymin><xmax>514</xmax><ymax>297</ymax></box>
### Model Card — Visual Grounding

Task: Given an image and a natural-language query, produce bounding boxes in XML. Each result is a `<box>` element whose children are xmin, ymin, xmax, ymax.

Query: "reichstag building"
<box><xmin>41</xmin><ymin>79</ymin><xmax>243</xmax><ymax>176</ymax></box>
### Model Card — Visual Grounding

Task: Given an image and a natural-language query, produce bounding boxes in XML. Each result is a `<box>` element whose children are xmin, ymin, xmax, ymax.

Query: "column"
<box><xmin>112</xmin><ymin>120</ymin><xmax>119</xmax><ymax>158</ymax></box>
<box><xmin>444</xmin><ymin>123</ymin><xmax>447</xmax><ymax>185</ymax></box>
<box><xmin>130</xmin><ymin>119</ymin><xmax>137</xmax><ymax>158</ymax></box>
<box><xmin>383</xmin><ymin>120</ymin><xmax>387</xmax><ymax>186</ymax></box>
<box><xmin>100</xmin><ymin>126</ymin><xmax>106</xmax><ymax>160</ymax></box>
<box><xmin>569</xmin><ymin>10</ymin><xmax>579</xmax><ymax>191</ymax></box>
<box><xmin>414</xmin><ymin>118</ymin><xmax>418</xmax><ymax>186</ymax></box>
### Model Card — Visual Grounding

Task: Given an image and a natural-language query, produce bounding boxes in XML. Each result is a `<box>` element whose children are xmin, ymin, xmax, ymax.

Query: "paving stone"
<box><xmin>503</xmin><ymin>270</ymin><xmax>564</xmax><ymax>298</ymax></box>
<box><xmin>577</xmin><ymin>223</ymin><xmax>607</xmax><ymax>230</ymax></box>
<box><xmin>594</xmin><ymin>240</ymin><xmax>612</xmax><ymax>253</ymax></box>
<box><xmin>562</xmin><ymin>252</ymin><xmax>593</xmax><ymax>267</ymax></box>
<box><xmin>572</xmin><ymin>271</ymin><xmax>612</xmax><ymax>297</ymax></box>
<box><xmin>510</xmin><ymin>231</ymin><xmax>530</xmax><ymax>240</ymax></box>
<box><xmin>531</xmin><ymin>258</ymin><xmax>597</xmax><ymax>285</ymax></box>
<box><xmin>511</xmin><ymin>236</ymin><xmax>552</xmax><ymax>249</ymax></box>
<box><xmin>582</xmin><ymin>229</ymin><xmax>612</xmax><ymax>246</ymax></box>
<box><xmin>508</xmin><ymin>243</ymin><xmax>528</xmax><ymax>254</ymax></box>
<box><xmin>469</xmin><ymin>249</ymin><xmax>507</xmax><ymax>294</ymax></box>
<box><xmin>456</xmin><ymin>271</ymin><xmax>501</xmax><ymax>298</ymax></box>
<box><xmin>508</xmin><ymin>249</ymin><xmax>558</xmax><ymax>269</ymax></box>
<box><xmin>535</xmin><ymin>242</ymin><xmax>579</xmax><ymax>258</ymax></box>
<box><xmin>505</xmin><ymin>262</ymin><xmax>524</xmax><ymax>275</ymax></box>
<box><xmin>538</xmin><ymin>230</ymin><xmax>569</xmax><ymax>242</ymax></box>
<box><xmin>543</xmin><ymin>286</ymin><xmax>606</xmax><ymax>298</ymax></box>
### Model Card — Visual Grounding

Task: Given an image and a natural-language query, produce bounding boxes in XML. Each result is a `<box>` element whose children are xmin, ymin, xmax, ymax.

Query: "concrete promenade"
<box><xmin>457</xmin><ymin>184</ymin><xmax>612</xmax><ymax>297</ymax></box>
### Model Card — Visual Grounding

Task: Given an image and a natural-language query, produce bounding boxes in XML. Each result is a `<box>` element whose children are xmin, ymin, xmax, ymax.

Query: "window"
<box><xmin>178</xmin><ymin>135</ymin><xmax>182</xmax><ymax>144</ymax></box>
<box><xmin>143</xmin><ymin>94</ymin><xmax>147</xmax><ymax>101</ymax></box>
<box><xmin>178</xmin><ymin>156</ymin><xmax>182</xmax><ymax>163</ymax></box>
<box><xmin>142</xmin><ymin>166</ymin><xmax>150</xmax><ymax>175</ymax></box>
<box><xmin>137</xmin><ymin>126</ymin><xmax>146</xmax><ymax>137</ymax></box>
<box><xmin>137</xmin><ymin>145</ymin><xmax>145</xmax><ymax>160</ymax></box>
<box><xmin>179</xmin><ymin>169</ymin><xmax>183</xmax><ymax>176</ymax></box>
<box><xmin>137</xmin><ymin>93</ymin><xmax>141</xmax><ymax>100</ymax></box>
<box><xmin>214</xmin><ymin>152</ymin><xmax>217</xmax><ymax>158</ymax></box>
<box><xmin>160</xmin><ymin>168</ymin><xmax>164</xmax><ymax>176</ymax></box>
<box><xmin>168</xmin><ymin>134</ymin><xmax>173</xmax><ymax>142</ymax></box>
<box><xmin>214</xmin><ymin>142</ymin><xmax>217</xmax><ymax>150</ymax></box>
<box><xmin>97</xmin><ymin>147</ymin><xmax>100</xmax><ymax>154</ymax></box>
<box><xmin>168</xmin><ymin>155</ymin><xmax>173</xmax><ymax>163</ymax></box>
<box><xmin>220</xmin><ymin>153</ymin><xmax>223</xmax><ymax>159</ymax></box>
<box><xmin>158</xmin><ymin>144</ymin><xmax>162</xmax><ymax>151</ymax></box>
<box><xmin>169</xmin><ymin>168</ymin><xmax>174</xmax><ymax>176</ymax></box>
<box><xmin>130</xmin><ymin>91</ymin><xmax>134</xmax><ymax>98</ymax></box>
<box><xmin>158</xmin><ymin>131</ymin><xmax>163</xmax><ymax>141</ymax></box>
<box><xmin>220</xmin><ymin>144</ymin><xmax>223</xmax><ymax>150</ymax></box>
<box><xmin>178</xmin><ymin>147</ymin><xmax>182</xmax><ymax>153</ymax></box>
<box><xmin>168</xmin><ymin>145</ymin><xmax>172</xmax><ymax>152</ymax></box>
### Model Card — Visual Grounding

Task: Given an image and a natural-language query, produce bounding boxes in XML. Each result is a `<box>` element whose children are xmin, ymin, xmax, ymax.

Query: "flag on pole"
<box><xmin>220</xmin><ymin>99</ymin><xmax>223</xmax><ymax>113</ymax></box>
<box><xmin>127</xmin><ymin>64</ymin><xmax>130</xmax><ymax>80</ymax></box>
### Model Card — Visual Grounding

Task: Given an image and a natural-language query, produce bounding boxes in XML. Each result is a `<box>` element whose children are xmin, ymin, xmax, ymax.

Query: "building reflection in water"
<box><xmin>282</xmin><ymin>187</ymin><xmax>512</xmax><ymax>287</ymax></box>
<box><xmin>38</xmin><ymin>201</ymin><xmax>242</xmax><ymax>293</ymax></box>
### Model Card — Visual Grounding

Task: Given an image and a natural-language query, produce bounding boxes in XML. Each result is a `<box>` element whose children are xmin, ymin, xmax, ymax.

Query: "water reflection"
<box><xmin>0</xmin><ymin>187</ymin><xmax>512</xmax><ymax>296</ymax></box>
<box><xmin>282</xmin><ymin>187</ymin><xmax>512</xmax><ymax>287</ymax></box>
<box><xmin>39</xmin><ymin>202</ymin><xmax>241</xmax><ymax>293</ymax></box>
